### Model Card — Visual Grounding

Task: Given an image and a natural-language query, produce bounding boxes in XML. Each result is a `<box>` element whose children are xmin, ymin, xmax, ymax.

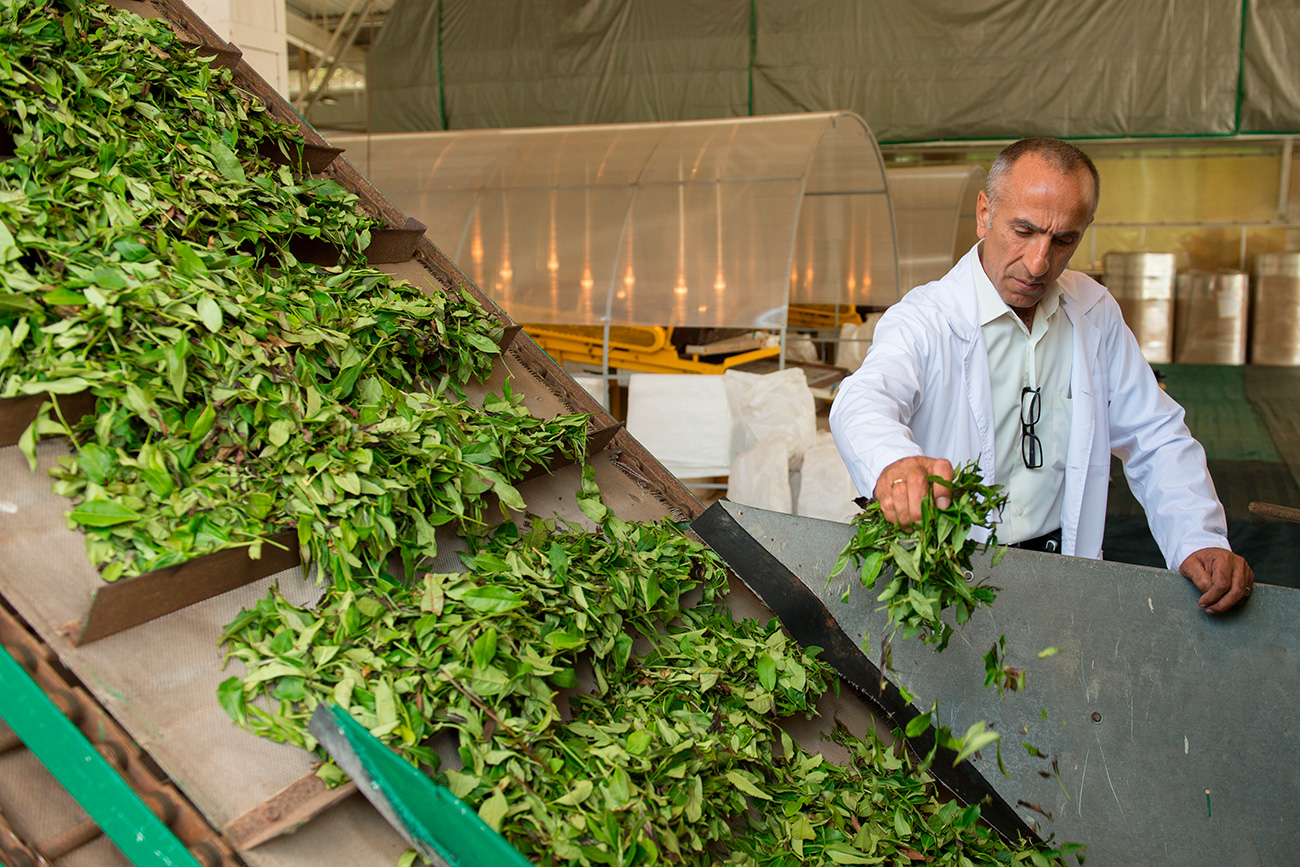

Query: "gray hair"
<box><xmin>985</xmin><ymin>138</ymin><xmax>1100</xmax><ymax>215</ymax></box>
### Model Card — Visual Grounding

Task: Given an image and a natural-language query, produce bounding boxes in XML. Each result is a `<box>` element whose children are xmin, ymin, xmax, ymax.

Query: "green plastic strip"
<box><xmin>310</xmin><ymin>703</ymin><xmax>531</xmax><ymax>867</ymax></box>
<box><xmin>436</xmin><ymin>0</ymin><xmax>449</xmax><ymax>131</ymax></box>
<box><xmin>1233</xmin><ymin>0</ymin><xmax>1249</xmax><ymax>135</ymax></box>
<box><xmin>0</xmin><ymin>647</ymin><xmax>202</xmax><ymax>867</ymax></box>
<box><xmin>747</xmin><ymin>0</ymin><xmax>756</xmax><ymax>117</ymax></box>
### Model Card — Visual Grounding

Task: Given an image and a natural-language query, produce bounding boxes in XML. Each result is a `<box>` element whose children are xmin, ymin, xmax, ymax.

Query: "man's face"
<box><xmin>975</xmin><ymin>154</ymin><xmax>1095</xmax><ymax>311</ymax></box>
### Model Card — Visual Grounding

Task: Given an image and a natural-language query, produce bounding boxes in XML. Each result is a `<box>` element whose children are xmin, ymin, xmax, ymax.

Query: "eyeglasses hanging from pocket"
<box><xmin>1021</xmin><ymin>386</ymin><xmax>1043</xmax><ymax>469</ymax></box>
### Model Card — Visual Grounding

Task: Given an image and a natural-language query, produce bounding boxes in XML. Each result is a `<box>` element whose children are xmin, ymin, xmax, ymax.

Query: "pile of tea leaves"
<box><xmin>0</xmin><ymin>0</ymin><xmax>587</xmax><ymax>583</ymax></box>
<box><xmin>221</xmin><ymin>470</ymin><xmax>1082</xmax><ymax>867</ymax></box>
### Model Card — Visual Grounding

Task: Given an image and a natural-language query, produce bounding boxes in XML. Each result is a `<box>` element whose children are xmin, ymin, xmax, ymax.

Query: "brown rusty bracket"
<box><xmin>289</xmin><ymin>218</ymin><xmax>427</xmax><ymax>267</ymax></box>
<box><xmin>361</xmin><ymin>217</ymin><xmax>427</xmax><ymax>264</ymax></box>
<box><xmin>0</xmin><ymin>392</ymin><xmax>98</xmax><ymax>448</ymax></box>
<box><xmin>257</xmin><ymin>140</ymin><xmax>344</xmax><ymax>176</ymax></box>
<box><xmin>1248</xmin><ymin>501</ymin><xmax>1300</xmax><ymax>524</ymax></box>
<box><xmin>496</xmin><ymin>323</ymin><xmax>523</xmax><ymax>352</ymax></box>
<box><xmin>101</xmin><ymin>0</ymin><xmax>166</xmax><ymax>18</ymax></box>
<box><xmin>515</xmin><ymin>421</ymin><xmax>625</xmax><ymax>485</ymax></box>
<box><xmin>588</xmin><ymin>421</ymin><xmax>623</xmax><ymax>455</ymax></box>
<box><xmin>0</xmin><ymin>807</ymin><xmax>51</xmax><ymax>867</ymax></box>
<box><xmin>222</xmin><ymin>774</ymin><xmax>357</xmax><ymax>850</ymax></box>
<box><xmin>35</xmin><ymin>818</ymin><xmax>102</xmax><ymax>862</ymax></box>
<box><xmin>76</xmin><ymin>530</ymin><xmax>299</xmax><ymax>645</ymax></box>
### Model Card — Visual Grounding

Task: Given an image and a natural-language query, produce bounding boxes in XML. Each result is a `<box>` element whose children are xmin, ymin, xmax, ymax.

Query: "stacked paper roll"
<box><xmin>1103</xmin><ymin>252</ymin><xmax>1176</xmax><ymax>364</ymax></box>
<box><xmin>1174</xmin><ymin>270</ymin><xmax>1248</xmax><ymax>365</ymax></box>
<box><xmin>1251</xmin><ymin>253</ymin><xmax>1300</xmax><ymax>365</ymax></box>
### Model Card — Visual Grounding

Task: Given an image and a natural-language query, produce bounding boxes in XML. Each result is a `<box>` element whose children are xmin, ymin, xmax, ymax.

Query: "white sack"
<box><xmin>570</xmin><ymin>374</ymin><xmax>609</xmax><ymax>410</ymax></box>
<box><xmin>727</xmin><ymin>432</ymin><xmax>794</xmax><ymax>513</ymax></box>
<box><xmin>625</xmin><ymin>373</ymin><xmax>732</xmax><ymax>477</ymax></box>
<box><xmin>783</xmin><ymin>332</ymin><xmax>820</xmax><ymax>364</ymax></box>
<box><xmin>795</xmin><ymin>431</ymin><xmax>864</xmax><ymax>524</ymax></box>
<box><xmin>722</xmin><ymin>368</ymin><xmax>817</xmax><ymax>459</ymax></box>
<box><xmin>834</xmin><ymin>313</ymin><xmax>884</xmax><ymax>372</ymax></box>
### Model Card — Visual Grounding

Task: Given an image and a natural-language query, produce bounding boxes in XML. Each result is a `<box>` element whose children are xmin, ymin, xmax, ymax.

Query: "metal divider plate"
<box><xmin>695</xmin><ymin>500</ymin><xmax>1300</xmax><ymax>866</ymax></box>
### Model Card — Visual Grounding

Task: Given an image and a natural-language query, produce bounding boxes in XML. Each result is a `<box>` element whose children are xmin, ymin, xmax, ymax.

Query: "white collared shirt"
<box><xmin>973</xmin><ymin>251</ymin><xmax>1073</xmax><ymax>544</ymax></box>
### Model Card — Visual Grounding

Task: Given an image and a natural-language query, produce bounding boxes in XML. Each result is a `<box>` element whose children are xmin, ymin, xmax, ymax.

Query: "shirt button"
<box><xmin>1015</xmin><ymin>507</ymin><xmax>1025</xmax><ymax>517</ymax></box>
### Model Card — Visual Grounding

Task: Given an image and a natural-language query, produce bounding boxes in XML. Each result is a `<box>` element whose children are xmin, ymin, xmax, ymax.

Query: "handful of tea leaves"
<box><xmin>830</xmin><ymin>461</ymin><xmax>1007</xmax><ymax>650</ymax></box>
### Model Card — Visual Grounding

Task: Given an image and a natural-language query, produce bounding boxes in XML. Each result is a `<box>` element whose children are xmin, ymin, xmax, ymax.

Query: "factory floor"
<box><xmin>1104</xmin><ymin>364</ymin><xmax>1300</xmax><ymax>589</ymax></box>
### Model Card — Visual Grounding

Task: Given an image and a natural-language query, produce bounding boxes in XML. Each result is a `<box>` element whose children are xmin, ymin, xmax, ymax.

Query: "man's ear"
<box><xmin>975</xmin><ymin>189</ymin><xmax>992</xmax><ymax>239</ymax></box>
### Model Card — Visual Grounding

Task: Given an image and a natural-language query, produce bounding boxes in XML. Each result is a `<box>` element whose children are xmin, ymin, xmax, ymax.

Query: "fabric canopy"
<box><xmin>369</xmin><ymin>0</ymin><xmax>1300</xmax><ymax>141</ymax></box>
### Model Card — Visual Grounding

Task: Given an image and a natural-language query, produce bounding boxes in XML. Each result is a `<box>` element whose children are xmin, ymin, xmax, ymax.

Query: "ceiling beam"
<box><xmin>286</xmin><ymin>10</ymin><xmax>366</xmax><ymax>74</ymax></box>
<box><xmin>297</xmin><ymin>0</ymin><xmax>370</xmax><ymax>117</ymax></box>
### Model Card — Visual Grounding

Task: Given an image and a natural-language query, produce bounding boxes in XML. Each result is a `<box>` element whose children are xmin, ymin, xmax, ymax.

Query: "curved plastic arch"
<box><xmin>887</xmin><ymin>164</ymin><xmax>986</xmax><ymax>293</ymax></box>
<box><xmin>334</xmin><ymin>111</ymin><xmax>899</xmax><ymax>327</ymax></box>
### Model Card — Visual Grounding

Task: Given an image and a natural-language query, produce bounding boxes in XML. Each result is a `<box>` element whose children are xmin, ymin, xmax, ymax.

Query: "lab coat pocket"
<box><xmin>1050</xmin><ymin>390</ymin><xmax>1072</xmax><ymax>470</ymax></box>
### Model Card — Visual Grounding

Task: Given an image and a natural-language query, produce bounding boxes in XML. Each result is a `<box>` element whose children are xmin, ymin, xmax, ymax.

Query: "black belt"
<box><xmin>1009</xmin><ymin>527</ymin><xmax>1062</xmax><ymax>554</ymax></box>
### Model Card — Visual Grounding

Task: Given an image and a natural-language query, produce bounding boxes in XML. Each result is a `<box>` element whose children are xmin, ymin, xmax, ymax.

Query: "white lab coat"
<box><xmin>829</xmin><ymin>245</ymin><xmax>1230</xmax><ymax>570</ymax></box>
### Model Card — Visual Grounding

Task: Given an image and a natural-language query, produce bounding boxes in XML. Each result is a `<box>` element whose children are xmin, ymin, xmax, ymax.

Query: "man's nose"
<box><xmin>1025</xmin><ymin>236</ymin><xmax>1051</xmax><ymax>277</ymax></box>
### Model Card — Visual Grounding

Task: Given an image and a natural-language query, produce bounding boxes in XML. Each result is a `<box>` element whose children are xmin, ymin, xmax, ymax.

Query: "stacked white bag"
<box><xmin>626</xmin><ymin>368</ymin><xmax>864</xmax><ymax>523</ymax></box>
<box><xmin>723</xmin><ymin>369</ymin><xmax>861</xmax><ymax>522</ymax></box>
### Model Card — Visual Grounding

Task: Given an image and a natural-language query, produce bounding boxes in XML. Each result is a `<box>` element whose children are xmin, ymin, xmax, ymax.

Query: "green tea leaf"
<box><xmin>0</xmin><ymin>220</ymin><xmax>18</xmax><ymax>264</ymax></box>
<box><xmin>471</xmin><ymin>629</ymin><xmax>498</xmax><ymax>668</ymax></box>
<box><xmin>216</xmin><ymin>676</ymin><xmax>245</xmax><ymax>724</ymax></box>
<box><xmin>953</xmin><ymin>721</ymin><xmax>1000</xmax><ymax>765</ymax></box>
<box><xmin>197</xmin><ymin>296</ymin><xmax>223</xmax><ymax>332</ymax></box>
<box><xmin>69</xmin><ymin>498</ymin><xmax>141</xmax><ymax>527</ymax></box>
<box><xmin>207</xmin><ymin>137</ymin><xmax>246</xmax><ymax>183</ymax></box>
<box><xmin>478</xmin><ymin>790</ymin><xmax>508</xmax><ymax>832</ymax></box>
<box><xmin>724</xmin><ymin>770</ymin><xmax>771</xmax><ymax>801</ymax></box>
<box><xmin>77</xmin><ymin>443</ymin><xmax>114</xmax><ymax>484</ymax></box>
<box><xmin>756</xmin><ymin>652</ymin><xmax>776</xmax><ymax>690</ymax></box>
<box><xmin>460</xmin><ymin>586</ymin><xmax>524</xmax><ymax>614</ymax></box>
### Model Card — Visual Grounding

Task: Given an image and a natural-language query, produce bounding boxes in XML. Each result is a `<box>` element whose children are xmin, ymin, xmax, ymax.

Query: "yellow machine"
<box><xmin>785</xmin><ymin>304</ymin><xmax>863</xmax><ymax>330</ymax></box>
<box><xmin>523</xmin><ymin>306</ymin><xmax>859</xmax><ymax>375</ymax></box>
<box><xmin>522</xmin><ymin>324</ymin><xmax>779</xmax><ymax>375</ymax></box>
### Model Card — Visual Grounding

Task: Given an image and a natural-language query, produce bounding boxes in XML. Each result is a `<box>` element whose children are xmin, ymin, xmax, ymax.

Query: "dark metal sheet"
<box><xmin>690</xmin><ymin>501</ymin><xmax>1033</xmax><ymax>844</ymax></box>
<box><xmin>78</xmin><ymin>530</ymin><xmax>300</xmax><ymax>645</ymax></box>
<box><xmin>0</xmin><ymin>393</ymin><xmax>98</xmax><ymax>448</ymax></box>
<box><xmin>695</xmin><ymin>500</ymin><xmax>1300</xmax><ymax>866</ymax></box>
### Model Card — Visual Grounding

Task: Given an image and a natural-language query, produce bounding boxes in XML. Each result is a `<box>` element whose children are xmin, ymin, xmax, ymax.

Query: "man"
<box><xmin>829</xmin><ymin>138</ymin><xmax>1253</xmax><ymax>613</ymax></box>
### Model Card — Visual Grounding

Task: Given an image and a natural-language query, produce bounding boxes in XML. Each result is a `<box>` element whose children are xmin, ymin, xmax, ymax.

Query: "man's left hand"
<box><xmin>1179</xmin><ymin>548</ymin><xmax>1254</xmax><ymax>613</ymax></box>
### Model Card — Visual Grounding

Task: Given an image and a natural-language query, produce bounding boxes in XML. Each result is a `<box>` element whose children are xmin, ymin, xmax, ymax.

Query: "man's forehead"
<box><xmin>991</xmin><ymin>161</ymin><xmax>1096</xmax><ymax>227</ymax></box>
<box><xmin>1004</xmin><ymin>155</ymin><xmax>1096</xmax><ymax>204</ymax></box>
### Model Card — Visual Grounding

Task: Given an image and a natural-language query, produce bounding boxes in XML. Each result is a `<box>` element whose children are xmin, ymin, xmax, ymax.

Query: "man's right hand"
<box><xmin>873</xmin><ymin>456</ymin><xmax>955</xmax><ymax>528</ymax></box>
